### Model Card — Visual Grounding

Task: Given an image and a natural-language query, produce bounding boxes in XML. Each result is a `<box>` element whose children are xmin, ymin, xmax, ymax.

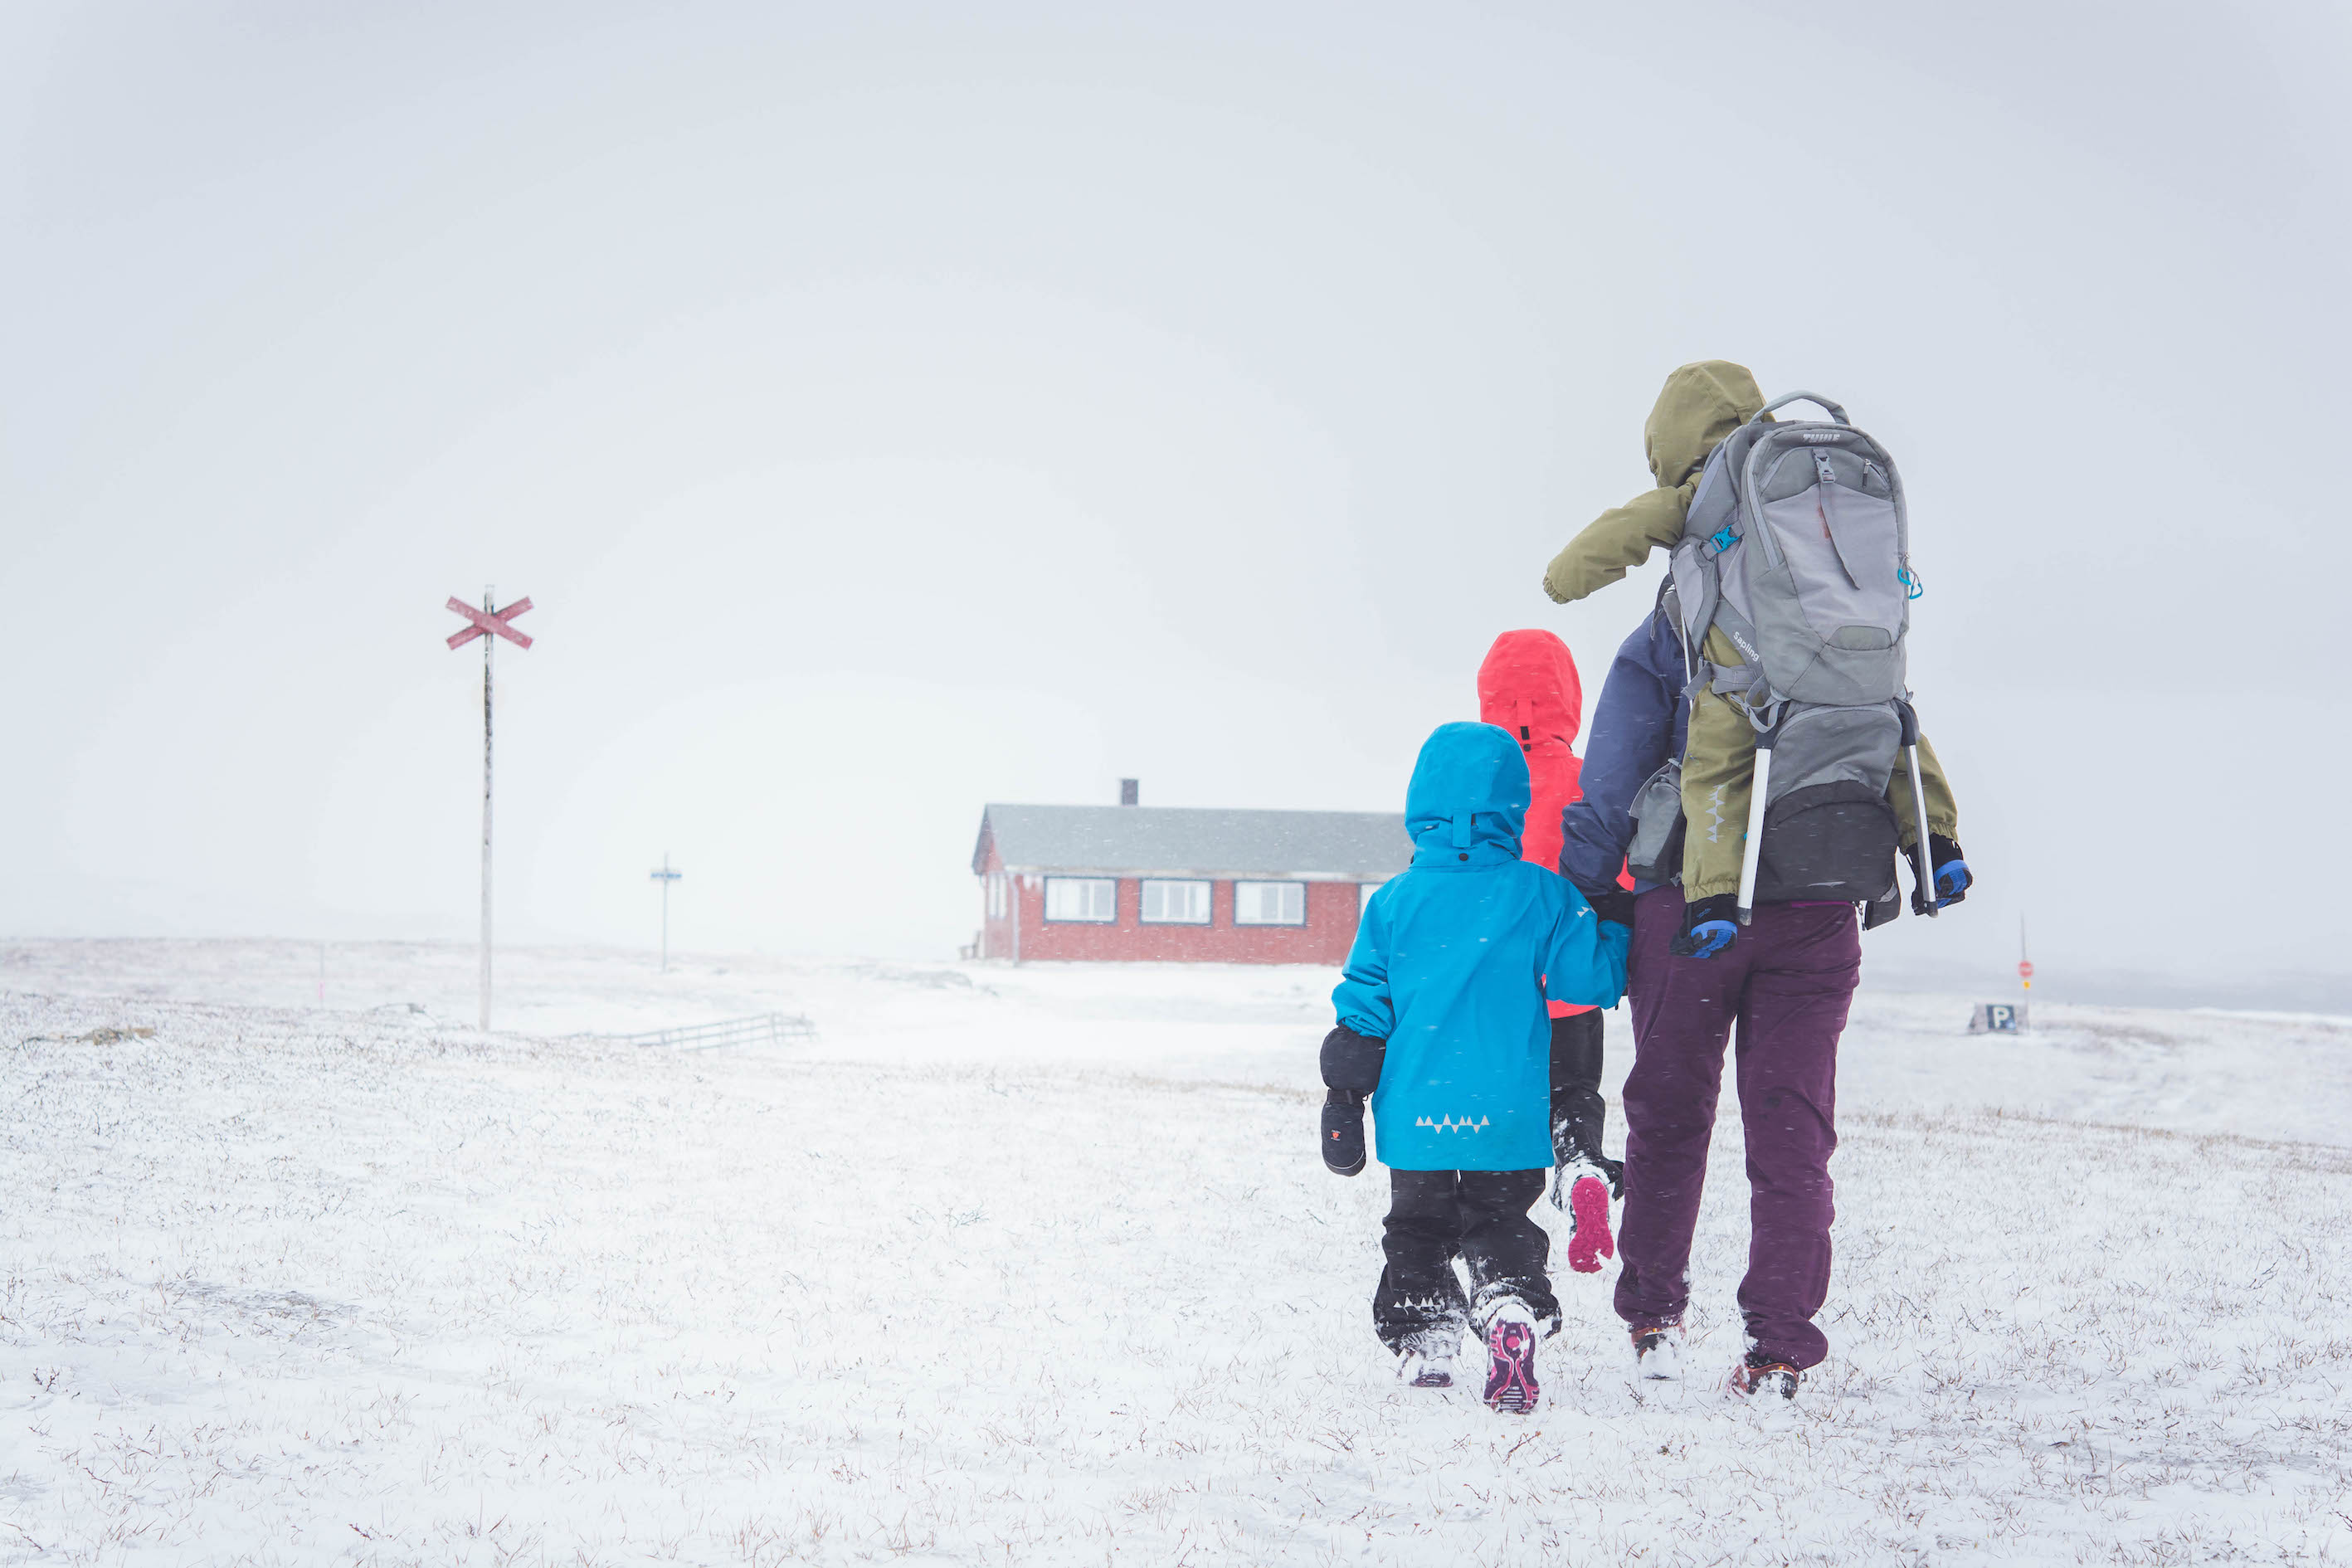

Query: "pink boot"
<box><xmin>1566</xmin><ymin>1172</ymin><xmax>1616</xmax><ymax>1273</ymax></box>
<box><xmin>1481</xmin><ymin>1307</ymin><xmax>1541</xmax><ymax>1415</ymax></box>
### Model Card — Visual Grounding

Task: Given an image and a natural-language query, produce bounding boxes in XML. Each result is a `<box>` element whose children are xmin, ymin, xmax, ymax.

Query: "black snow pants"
<box><xmin>1551</xmin><ymin>1008</ymin><xmax>1607</xmax><ymax>1165</ymax></box>
<box><xmin>1371</xmin><ymin>1168</ymin><xmax>1558</xmax><ymax>1354</ymax></box>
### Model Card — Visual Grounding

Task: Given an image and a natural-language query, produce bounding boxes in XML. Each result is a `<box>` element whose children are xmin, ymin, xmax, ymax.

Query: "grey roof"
<box><xmin>973</xmin><ymin>804</ymin><xmax>1410</xmax><ymax>880</ymax></box>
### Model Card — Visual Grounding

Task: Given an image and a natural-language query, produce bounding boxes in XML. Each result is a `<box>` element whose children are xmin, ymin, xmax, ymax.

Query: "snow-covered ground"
<box><xmin>2</xmin><ymin>940</ymin><xmax>2349</xmax><ymax>1565</ymax></box>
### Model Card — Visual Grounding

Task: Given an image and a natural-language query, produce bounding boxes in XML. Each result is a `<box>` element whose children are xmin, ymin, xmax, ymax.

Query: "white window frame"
<box><xmin>1138</xmin><ymin>879</ymin><xmax>1211</xmax><ymax>925</ymax></box>
<box><xmin>1359</xmin><ymin>881</ymin><xmax>1385</xmax><ymax>914</ymax></box>
<box><xmin>1043</xmin><ymin>876</ymin><xmax>1118</xmax><ymax>923</ymax></box>
<box><xmin>1233</xmin><ymin>879</ymin><xmax>1307</xmax><ymax>927</ymax></box>
<box><xmin>986</xmin><ymin>873</ymin><xmax>1008</xmax><ymax>918</ymax></box>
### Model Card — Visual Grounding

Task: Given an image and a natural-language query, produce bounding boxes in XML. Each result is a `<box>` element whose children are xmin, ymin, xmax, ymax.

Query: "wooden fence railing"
<box><xmin>599</xmin><ymin>1012</ymin><xmax>817</xmax><ymax>1051</ymax></box>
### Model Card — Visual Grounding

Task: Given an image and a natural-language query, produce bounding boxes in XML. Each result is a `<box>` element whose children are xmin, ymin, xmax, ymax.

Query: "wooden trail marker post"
<box><xmin>446</xmin><ymin>590</ymin><xmax>534</xmax><ymax>1031</ymax></box>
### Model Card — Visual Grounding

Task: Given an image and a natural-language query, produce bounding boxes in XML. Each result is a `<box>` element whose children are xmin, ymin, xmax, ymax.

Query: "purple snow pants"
<box><xmin>1613</xmin><ymin>887</ymin><xmax>1860</xmax><ymax>1370</ymax></box>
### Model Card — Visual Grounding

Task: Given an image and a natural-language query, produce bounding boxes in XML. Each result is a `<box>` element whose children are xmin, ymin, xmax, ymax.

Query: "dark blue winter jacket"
<box><xmin>1332</xmin><ymin>722</ymin><xmax>1629</xmax><ymax>1172</ymax></box>
<box><xmin>1559</xmin><ymin>603</ymin><xmax>1690</xmax><ymax>898</ymax></box>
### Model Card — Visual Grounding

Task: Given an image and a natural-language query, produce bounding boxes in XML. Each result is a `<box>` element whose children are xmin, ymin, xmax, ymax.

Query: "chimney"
<box><xmin>1119</xmin><ymin>778</ymin><xmax>1140</xmax><ymax>806</ymax></box>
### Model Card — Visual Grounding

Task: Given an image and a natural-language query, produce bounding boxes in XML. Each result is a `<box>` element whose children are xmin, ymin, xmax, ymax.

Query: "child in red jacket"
<box><xmin>1477</xmin><ymin>631</ymin><xmax>1625</xmax><ymax>1273</ymax></box>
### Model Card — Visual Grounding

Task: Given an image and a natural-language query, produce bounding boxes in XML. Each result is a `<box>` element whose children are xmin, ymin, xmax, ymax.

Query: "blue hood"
<box><xmin>1404</xmin><ymin>722</ymin><xmax>1529</xmax><ymax>867</ymax></box>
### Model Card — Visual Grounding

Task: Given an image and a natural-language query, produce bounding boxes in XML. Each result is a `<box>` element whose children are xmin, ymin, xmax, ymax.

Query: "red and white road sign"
<box><xmin>2018</xmin><ymin>960</ymin><xmax>2035</xmax><ymax>980</ymax></box>
<box><xmin>446</xmin><ymin>596</ymin><xmax>534</xmax><ymax>650</ymax></box>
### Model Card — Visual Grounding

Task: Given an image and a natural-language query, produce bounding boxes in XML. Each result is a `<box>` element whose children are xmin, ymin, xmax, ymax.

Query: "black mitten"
<box><xmin>1319</xmin><ymin>1025</ymin><xmax>1385</xmax><ymax>1178</ymax></box>
<box><xmin>1320</xmin><ymin>1025</ymin><xmax>1385</xmax><ymax>1092</ymax></box>
<box><xmin>1580</xmin><ymin>883</ymin><xmax>1636</xmax><ymax>931</ymax></box>
<box><xmin>1322</xmin><ymin>1089</ymin><xmax>1367</xmax><ymax>1176</ymax></box>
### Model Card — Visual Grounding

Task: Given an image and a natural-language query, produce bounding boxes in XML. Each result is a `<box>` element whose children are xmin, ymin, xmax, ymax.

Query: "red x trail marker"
<box><xmin>445</xmin><ymin>595</ymin><xmax>533</xmax><ymax>650</ymax></box>
<box><xmin>444</xmin><ymin>587</ymin><xmax>534</xmax><ymax>1032</ymax></box>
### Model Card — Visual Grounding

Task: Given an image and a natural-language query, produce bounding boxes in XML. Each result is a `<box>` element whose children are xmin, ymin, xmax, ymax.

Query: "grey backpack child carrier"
<box><xmin>1666</xmin><ymin>391</ymin><xmax>1938</xmax><ymax>926</ymax></box>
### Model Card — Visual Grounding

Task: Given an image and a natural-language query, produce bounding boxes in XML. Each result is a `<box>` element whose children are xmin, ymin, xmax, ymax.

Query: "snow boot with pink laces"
<box><xmin>1479</xmin><ymin>1302</ymin><xmax>1542</xmax><ymax>1415</ymax></box>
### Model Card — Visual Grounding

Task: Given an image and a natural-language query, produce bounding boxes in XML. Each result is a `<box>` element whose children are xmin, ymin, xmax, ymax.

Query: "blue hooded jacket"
<box><xmin>1332</xmin><ymin>722</ymin><xmax>1629</xmax><ymax>1172</ymax></box>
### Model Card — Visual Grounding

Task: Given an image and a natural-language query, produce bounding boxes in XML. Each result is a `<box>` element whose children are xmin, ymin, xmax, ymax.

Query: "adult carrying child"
<box><xmin>1548</xmin><ymin>362</ymin><xmax>1975</xmax><ymax>1400</ymax></box>
<box><xmin>1541</xmin><ymin>361</ymin><xmax>1967</xmax><ymax>954</ymax></box>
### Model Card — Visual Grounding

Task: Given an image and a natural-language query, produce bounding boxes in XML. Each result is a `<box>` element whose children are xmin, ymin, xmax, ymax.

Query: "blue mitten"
<box><xmin>1668</xmin><ymin>893</ymin><xmax>1738</xmax><ymax>959</ymax></box>
<box><xmin>1929</xmin><ymin>834</ymin><xmax>1970</xmax><ymax>908</ymax></box>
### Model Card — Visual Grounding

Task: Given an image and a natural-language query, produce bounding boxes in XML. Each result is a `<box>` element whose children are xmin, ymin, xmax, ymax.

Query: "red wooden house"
<box><xmin>970</xmin><ymin>788</ymin><xmax>1408</xmax><ymax>965</ymax></box>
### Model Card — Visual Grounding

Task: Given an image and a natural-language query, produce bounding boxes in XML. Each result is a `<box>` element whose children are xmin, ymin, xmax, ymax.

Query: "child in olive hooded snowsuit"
<box><xmin>1541</xmin><ymin>361</ymin><xmax>1962</xmax><ymax>954</ymax></box>
<box><xmin>1318</xmin><ymin>721</ymin><xmax>1629</xmax><ymax>1413</ymax></box>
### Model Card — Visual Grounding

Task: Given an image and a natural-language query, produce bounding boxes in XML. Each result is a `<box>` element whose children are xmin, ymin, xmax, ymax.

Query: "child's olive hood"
<box><xmin>1405</xmin><ymin>722</ymin><xmax>1529</xmax><ymax>865</ymax></box>
<box><xmin>1643</xmin><ymin>360</ymin><xmax>1769</xmax><ymax>489</ymax></box>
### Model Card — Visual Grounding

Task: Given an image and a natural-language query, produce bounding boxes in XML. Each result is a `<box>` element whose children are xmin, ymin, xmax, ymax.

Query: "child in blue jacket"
<box><xmin>1320</xmin><ymin>721</ymin><xmax>1630</xmax><ymax>1413</ymax></box>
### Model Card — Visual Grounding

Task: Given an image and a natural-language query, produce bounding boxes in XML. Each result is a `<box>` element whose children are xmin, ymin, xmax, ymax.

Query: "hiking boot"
<box><xmin>1726</xmin><ymin>1350</ymin><xmax>1801</xmax><ymax>1402</ymax></box>
<box><xmin>1397</xmin><ymin>1327</ymin><xmax>1460</xmax><ymax>1389</ymax></box>
<box><xmin>1630</xmin><ymin>1322</ymin><xmax>1683</xmax><ymax>1381</ymax></box>
<box><xmin>1481</xmin><ymin>1305</ymin><xmax>1541</xmax><ymax>1415</ymax></box>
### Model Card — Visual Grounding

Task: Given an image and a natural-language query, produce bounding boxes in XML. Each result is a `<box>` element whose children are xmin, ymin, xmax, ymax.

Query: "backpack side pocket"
<box><xmin>1624</xmin><ymin>759</ymin><xmax>1687</xmax><ymax>887</ymax></box>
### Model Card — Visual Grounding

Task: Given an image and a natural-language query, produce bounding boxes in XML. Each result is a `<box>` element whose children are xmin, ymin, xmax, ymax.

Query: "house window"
<box><xmin>1139</xmin><ymin>879</ymin><xmax>1210</xmax><ymax>924</ymax></box>
<box><xmin>1234</xmin><ymin>880</ymin><xmax>1307</xmax><ymax>927</ymax></box>
<box><xmin>987</xmin><ymin>874</ymin><xmax>1007</xmax><ymax>918</ymax></box>
<box><xmin>1360</xmin><ymin>881</ymin><xmax>1385</xmax><ymax>913</ymax></box>
<box><xmin>1043</xmin><ymin>876</ymin><xmax>1118</xmax><ymax>923</ymax></box>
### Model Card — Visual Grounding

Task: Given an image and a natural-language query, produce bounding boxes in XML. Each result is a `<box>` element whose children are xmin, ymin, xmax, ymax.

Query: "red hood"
<box><xmin>1477</xmin><ymin>629</ymin><xmax>1583</xmax><ymax>752</ymax></box>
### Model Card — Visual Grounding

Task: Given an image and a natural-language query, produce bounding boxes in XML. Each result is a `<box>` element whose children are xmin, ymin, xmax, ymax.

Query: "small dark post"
<box><xmin>1119</xmin><ymin>778</ymin><xmax>1140</xmax><ymax>806</ymax></box>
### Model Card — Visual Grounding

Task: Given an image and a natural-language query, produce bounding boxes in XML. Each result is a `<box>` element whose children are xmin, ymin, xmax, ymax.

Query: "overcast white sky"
<box><xmin>5</xmin><ymin>2</ymin><xmax>2347</xmax><ymax>1005</ymax></box>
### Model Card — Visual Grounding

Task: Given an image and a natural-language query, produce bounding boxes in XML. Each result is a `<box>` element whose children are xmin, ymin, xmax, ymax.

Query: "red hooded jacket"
<box><xmin>1478</xmin><ymin>629</ymin><xmax>1599</xmax><ymax>1020</ymax></box>
<box><xmin>1477</xmin><ymin>629</ymin><xmax>1585</xmax><ymax>874</ymax></box>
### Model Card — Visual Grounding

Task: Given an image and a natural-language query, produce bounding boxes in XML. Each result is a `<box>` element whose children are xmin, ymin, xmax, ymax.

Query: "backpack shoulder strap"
<box><xmin>1670</xmin><ymin>538</ymin><xmax>1770</xmax><ymax>704</ymax></box>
